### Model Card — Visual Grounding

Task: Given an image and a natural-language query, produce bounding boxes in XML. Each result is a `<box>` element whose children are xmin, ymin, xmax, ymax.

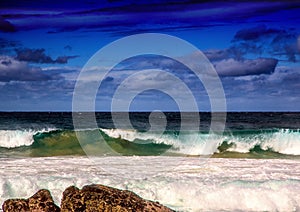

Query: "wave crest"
<box><xmin>0</xmin><ymin>129</ymin><xmax>56</xmax><ymax>149</ymax></box>
<box><xmin>0</xmin><ymin>128</ymin><xmax>300</xmax><ymax>157</ymax></box>
<box><xmin>220</xmin><ymin>129</ymin><xmax>300</xmax><ymax>155</ymax></box>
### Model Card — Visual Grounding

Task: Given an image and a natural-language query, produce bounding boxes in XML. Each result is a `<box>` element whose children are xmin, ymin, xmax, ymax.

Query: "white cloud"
<box><xmin>213</xmin><ymin>58</ymin><xmax>278</xmax><ymax>77</ymax></box>
<box><xmin>0</xmin><ymin>55</ymin><xmax>59</xmax><ymax>82</ymax></box>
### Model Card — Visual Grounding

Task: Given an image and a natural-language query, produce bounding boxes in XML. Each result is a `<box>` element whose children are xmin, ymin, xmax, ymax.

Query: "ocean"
<box><xmin>1</xmin><ymin>112</ymin><xmax>300</xmax><ymax>211</ymax></box>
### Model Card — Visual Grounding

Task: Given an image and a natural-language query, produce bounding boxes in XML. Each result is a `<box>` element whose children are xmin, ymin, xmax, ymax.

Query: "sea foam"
<box><xmin>0</xmin><ymin>130</ymin><xmax>36</xmax><ymax>148</ymax></box>
<box><xmin>0</xmin><ymin>129</ymin><xmax>55</xmax><ymax>148</ymax></box>
<box><xmin>0</xmin><ymin>157</ymin><xmax>300</xmax><ymax>211</ymax></box>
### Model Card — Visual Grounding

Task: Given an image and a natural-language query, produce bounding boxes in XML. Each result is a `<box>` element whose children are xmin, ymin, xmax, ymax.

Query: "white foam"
<box><xmin>262</xmin><ymin>129</ymin><xmax>300</xmax><ymax>155</ymax></box>
<box><xmin>0</xmin><ymin>130</ymin><xmax>36</xmax><ymax>148</ymax></box>
<box><xmin>0</xmin><ymin>129</ymin><xmax>56</xmax><ymax>148</ymax></box>
<box><xmin>224</xmin><ymin>129</ymin><xmax>300</xmax><ymax>155</ymax></box>
<box><xmin>101</xmin><ymin>128</ymin><xmax>176</xmax><ymax>144</ymax></box>
<box><xmin>1</xmin><ymin>157</ymin><xmax>300</xmax><ymax>211</ymax></box>
<box><xmin>102</xmin><ymin>128</ymin><xmax>300</xmax><ymax>156</ymax></box>
<box><xmin>101</xmin><ymin>128</ymin><xmax>220</xmax><ymax>155</ymax></box>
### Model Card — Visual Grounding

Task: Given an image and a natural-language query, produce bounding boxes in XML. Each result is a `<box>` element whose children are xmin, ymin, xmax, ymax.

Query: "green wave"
<box><xmin>0</xmin><ymin>128</ymin><xmax>299</xmax><ymax>158</ymax></box>
<box><xmin>0</xmin><ymin>129</ymin><xmax>172</xmax><ymax>157</ymax></box>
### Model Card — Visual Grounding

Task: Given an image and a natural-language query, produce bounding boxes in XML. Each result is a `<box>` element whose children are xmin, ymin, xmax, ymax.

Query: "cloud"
<box><xmin>42</xmin><ymin>66</ymin><xmax>80</xmax><ymax>81</ymax></box>
<box><xmin>16</xmin><ymin>48</ymin><xmax>52</xmax><ymax>63</ymax></box>
<box><xmin>204</xmin><ymin>49</ymin><xmax>230</xmax><ymax>61</ymax></box>
<box><xmin>213</xmin><ymin>58</ymin><xmax>278</xmax><ymax>77</ymax></box>
<box><xmin>183</xmin><ymin>50</ymin><xmax>278</xmax><ymax>77</ymax></box>
<box><xmin>2</xmin><ymin>1</ymin><xmax>299</xmax><ymax>34</ymax></box>
<box><xmin>205</xmin><ymin>34</ymin><xmax>267</xmax><ymax>62</ymax></box>
<box><xmin>0</xmin><ymin>78</ymin><xmax>76</xmax><ymax>111</ymax></box>
<box><xmin>232</xmin><ymin>25</ymin><xmax>299</xmax><ymax>62</ymax></box>
<box><xmin>0</xmin><ymin>55</ymin><xmax>61</xmax><ymax>82</ymax></box>
<box><xmin>270</xmin><ymin>31</ymin><xmax>298</xmax><ymax>62</ymax></box>
<box><xmin>83</xmin><ymin>54</ymin><xmax>279</xmax><ymax>82</ymax></box>
<box><xmin>220</xmin><ymin>65</ymin><xmax>300</xmax><ymax>110</ymax></box>
<box><xmin>233</xmin><ymin>25</ymin><xmax>283</xmax><ymax>41</ymax></box>
<box><xmin>55</xmin><ymin>55</ymin><xmax>78</xmax><ymax>64</ymax></box>
<box><xmin>15</xmin><ymin>48</ymin><xmax>78</xmax><ymax>64</ymax></box>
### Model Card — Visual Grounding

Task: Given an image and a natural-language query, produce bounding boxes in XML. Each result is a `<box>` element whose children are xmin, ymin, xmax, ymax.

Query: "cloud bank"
<box><xmin>15</xmin><ymin>48</ymin><xmax>78</xmax><ymax>64</ymax></box>
<box><xmin>214</xmin><ymin>58</ymin><xmax>278</xmax><ymax>77</ymax></box>
<box><xmin>0</xmin><ymin>56</ymin><xmax>61</xmax><ymax>82</ymax></box>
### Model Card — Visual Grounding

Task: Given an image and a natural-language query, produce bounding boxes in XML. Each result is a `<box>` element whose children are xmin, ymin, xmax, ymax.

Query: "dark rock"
<box><xmin>60</xmin><ymin>184</ymin><xmax>174</xmax><ymax>212</ymax></box>
<box><xmin>2</xmin><ymin>189</ymin><xmax>60</xmax><ymax>212</ymax></box>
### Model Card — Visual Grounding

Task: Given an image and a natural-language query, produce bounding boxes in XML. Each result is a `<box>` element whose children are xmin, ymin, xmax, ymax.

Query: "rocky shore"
<box><xmin>2</xmin><ymin>184</ymin><xmax>174</xmax><ymax>212</ymax></box>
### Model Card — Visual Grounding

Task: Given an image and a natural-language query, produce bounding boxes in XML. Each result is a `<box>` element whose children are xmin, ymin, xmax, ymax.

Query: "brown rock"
<box><xmin>2</xmin><ymin>199</ymin><xmax>29</xmax><ymax>212</ymax></box>
<box><xmin>60</xmin><ymin>184</ymin><xmax>174</xmax><ymax>212</ymax></box>
<box><xmin>2</xmin><ymin>184</ymin><xmax>174</xmax><ymax>212</ymax></box>
<box><xmin>2</xmin><ymin>189</ymin><xmax>60</xmax><ymax>212</ymax></box>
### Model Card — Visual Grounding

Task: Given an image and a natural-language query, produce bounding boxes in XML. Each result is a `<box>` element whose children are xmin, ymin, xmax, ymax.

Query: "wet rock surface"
<box><xmin>2</xmin><ymin>184</ymin><xmax>174</xmax><ymax>212</ymax></box>
<box><xmin>60</xmin><ymin>184</ymin><xmax>174</xmax><ymax>212</ymax></box>
<box><xmin>2</xmin><ymin>189</ymin><xmax>60</xmax><ymax>212</ymax></box>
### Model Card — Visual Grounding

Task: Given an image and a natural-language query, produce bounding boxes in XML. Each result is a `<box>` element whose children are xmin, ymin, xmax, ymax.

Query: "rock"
<box><xmin>2</xmin><ymin>184</ymin><xmax>174</xmax><ymax>212</ymax></box>
<box><xmin>2</xmin><ymin>199</ymin><xmax>29</xmax><ymax>212</ymax></box>
<box><xmin>28</xmin><ymin>189</ymin><xmax>60</xmax><ymax>212</ymax></box>
<box><xmin>2</xmin><ymin>189</ymin><xmax>60</xmax><ymax>212</ymax></box>
<box><xmin>60</xmin><ymin>184</ymin><xmax>174</xmax><ymax>212</ymax></box>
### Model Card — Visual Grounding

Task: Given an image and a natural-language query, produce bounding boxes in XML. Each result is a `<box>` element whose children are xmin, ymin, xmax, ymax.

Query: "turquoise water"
<box><xmin>0</xmin><ymin>112</ymin><xmax>299</xmax><ymax>158</ymax></box>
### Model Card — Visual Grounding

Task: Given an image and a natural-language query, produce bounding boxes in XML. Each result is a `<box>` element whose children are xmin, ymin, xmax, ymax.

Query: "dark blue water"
<box><xmin>0</xmin><ymin>112</ymin><xmax>299</xmax><ymax>130</ymax></box>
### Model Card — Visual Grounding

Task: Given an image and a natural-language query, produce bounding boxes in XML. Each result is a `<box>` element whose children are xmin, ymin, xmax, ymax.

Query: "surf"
<box><xmin>0</xmin><ymin>128</ymin><xmax>300</xmax><ymax>158</ymax></box>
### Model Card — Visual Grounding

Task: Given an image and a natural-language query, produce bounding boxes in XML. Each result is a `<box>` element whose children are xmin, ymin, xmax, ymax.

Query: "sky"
<box><xmin>0</xmin><ymin>0</ymin><xmax>299</xmax><ymax>111</ymax></box>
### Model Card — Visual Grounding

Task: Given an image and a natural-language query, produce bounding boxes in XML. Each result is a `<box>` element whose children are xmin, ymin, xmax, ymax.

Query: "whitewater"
<box><xmin>1</xmin><ymin>112</ymin><xmax>300</xmax><ymax>211</ymax></box>
<box><xmin>1</xmin><ymin>156</ymin><xmax>300</xmax><ymax>211</ymax></box>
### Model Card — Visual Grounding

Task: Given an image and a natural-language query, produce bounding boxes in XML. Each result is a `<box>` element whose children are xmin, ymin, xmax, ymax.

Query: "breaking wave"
<box><xmin>0</xmin><ymin>128</ymin><xmax>299</xmax><ymax>158</ymax></box>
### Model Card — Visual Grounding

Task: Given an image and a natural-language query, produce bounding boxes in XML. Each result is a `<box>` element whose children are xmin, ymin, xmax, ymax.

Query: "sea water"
<box><xmin>0</xmin><ymin>112</ymin><xmax>300</xmax><ymax>211</ymax></box>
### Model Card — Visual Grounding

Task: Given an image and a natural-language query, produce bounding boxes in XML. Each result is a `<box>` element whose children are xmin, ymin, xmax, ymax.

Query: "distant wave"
<box><xmin>0</xmin><ymin>128</ymin><xmax>299</xmax><ymax>158</ymax></box>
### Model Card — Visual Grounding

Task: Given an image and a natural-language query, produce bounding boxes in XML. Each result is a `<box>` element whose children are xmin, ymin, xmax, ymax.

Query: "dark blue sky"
<box><xmin>0</xmin><ymin>0</ymin><xmax>299</xmax><ymax>111</ymax></box>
